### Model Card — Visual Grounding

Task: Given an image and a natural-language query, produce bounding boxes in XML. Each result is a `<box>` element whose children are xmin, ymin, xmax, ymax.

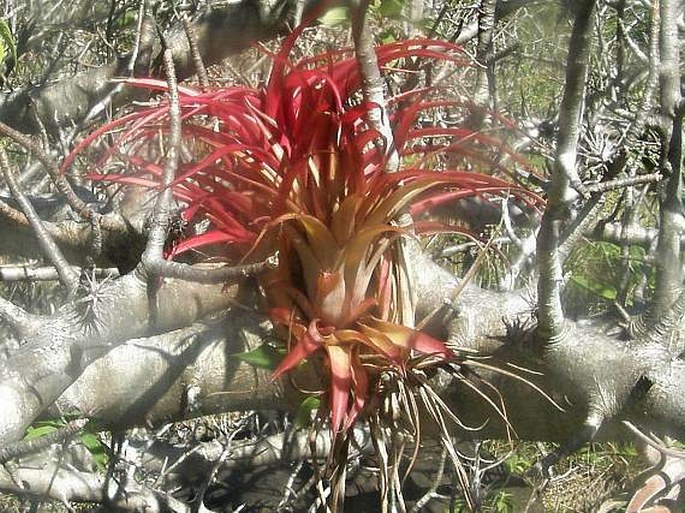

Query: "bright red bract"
<box><xmin>66</xmin><ymin>35</ymin><xmax>542</xmax><ymax>434</ymax></box>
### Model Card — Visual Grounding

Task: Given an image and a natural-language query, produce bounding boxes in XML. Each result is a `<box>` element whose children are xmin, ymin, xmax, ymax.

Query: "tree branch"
<box><xmin>0</xmin><ymin>272</ymin><xmax>247</xmax><ymax>446</ymax></box>
<box><xmin>0</xmin><ymin>148</ymin><xmax>79</xmax><ymax>293</ymax></box>
<box><xmin>0</xmin><ymin>462</ymin><xmax>190</xmax><ymax>513</ymax></box>
<box><xmin>0</xmin><ymin>0</ymin><xmax>315</xmax><ymax>136</ymax></box>
<box><xmin>649</xmin><ymin>0</ymin><xmax>684</xmax><ymax>319</ymax></box>
<box><xmin>351</xmin><ymin>0</ymin><xmax>399</xmax><ymax>173</ymax></box>
<box><xmin>536</xmin><ymin>0</ymin><xmax>596</xmax><ymax>342</ymax></box>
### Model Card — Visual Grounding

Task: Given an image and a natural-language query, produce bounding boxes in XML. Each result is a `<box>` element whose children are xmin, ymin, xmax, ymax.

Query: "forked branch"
<box><xmin>536</xmin><ymin>0</ymin><xmax>596</xmax><ymax>342</ymax></box>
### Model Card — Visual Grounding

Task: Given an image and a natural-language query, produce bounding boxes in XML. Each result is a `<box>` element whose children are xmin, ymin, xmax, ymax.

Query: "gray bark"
<box><xmin>0</xmin><ymin>0</ymin><xmax>684</xmax><ymax>509</ymax></box>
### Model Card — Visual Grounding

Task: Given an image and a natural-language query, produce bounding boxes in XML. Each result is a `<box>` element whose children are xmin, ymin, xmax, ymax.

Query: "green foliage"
<box><xmin>113</xmin><ymin>8</ymin><xmax>137</xmax><ymax>29</ymax></box>
<box><xmin>492</xmin><ymin>3</ymin><xmax>568</xmax><ymax>118</ymax></box>
<box><xmin>564</xmin><ymin>241</ymin><xmax>647</xmax><ymax>315</ymax></box>
<box><xmin>483</xmin><ymin>441</ymin><xmax>642</xmax><ymax>511</ymax></box>
<box><xmin>319</xmin><ymin>6</ymin><xmax>350</xmax><ymax>27</ymax></box>
<box><xmin>377</xmin><ymin>0</ymin><xmax>405</xmax><ymax>19</ymax></box>
<box><xmin>492</xmin><ymin>491</ymin><xmax>514</xmax><ymax>513</ymax></box>
<box><xmin>319</xmin><ymin>0</ymin><xmax>409</xmax><ymax>29</ymax></box>
<box><xmin>23</xmin><ymin>419</ymin><xmax>63</xmax><ymax>440</ymax></box>
<box><xmin>570</xmin><ymin>273</ymin><xmax>617</xmax><ymax>301</ymax></box>
<box><xmin>232</xmin><ymin>344</ymin><xmax>284</xmax><ymax>370</ymax></box>
<box><xmin>24</xmin><ymin>418</ymin><xmax>108</xmax><ymax>471</ymax></box>
<box><xmin>0</xmin><ymin>19</ymin><xmax>17</xmax><ymax>69</ymax></box>
<box><xmin>79</xmin><ymin>431</ymin><xmax>108</xmax><ymax>470</ymax></box>
<box><xmin>294</xmin><ymin>396</ymin><xmax>322</xmax><ymax>428</ymax></box>
<box><xmin>502</xmin><ymin>451</ymin><xmax>535</xmax><ymax>475</ymax></box>
<box><xmin>449</xmin><ymin>491</ymin><xmax>514</xmax><ymax>513</ymax></box>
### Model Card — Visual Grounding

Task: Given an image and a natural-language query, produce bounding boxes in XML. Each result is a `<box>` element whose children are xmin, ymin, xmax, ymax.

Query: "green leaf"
<box><xmin>378</xmin><ymin>0</ymin><xmax>405</xmax><ymax>18</ymax></box>
<box><xmin>379</xmin><ymin>29</ymin><xmax>397</xmax><ymax>45</ymax></box>
<box><xmin>294</xmin><ymin>396</ymin><xmax>321</xmax><ymax>428</ymax></box>
<box><xmin>0</xmin><ymin>19</ymin><xmax>17</xmax><ymax>67</ymax></box>
<box><xmin>24</xmin><ymin>424</ymin><xmax>59</xmax><ymax>440</ymax></box>
<box><xmin>232</xmin><ymin>344</ymin><xmax>284</xmax><ymax>370</ymax></box>
<box><xmin>570</xmin><ymin>274</ymin><xmax>617</xmax><ymax>300</ymax></box>
<box><xmin>79</xmin><ymin>432</ymin><xmax>108</xmax><ymax>470</ymax></box>
<box><xmin>24</xmin><ymin>418</ymin><xmax>67</xmax><ymax>440</ymax></box>
<box><xmin>320</xmin><ymin>6</ymin><xmax>350</xmax><ymax>27</ymax></box>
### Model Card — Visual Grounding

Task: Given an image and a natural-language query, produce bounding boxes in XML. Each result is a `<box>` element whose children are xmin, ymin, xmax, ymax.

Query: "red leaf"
<box><xmin>271</xmin><ymin>319</ymin><xmax>325</xmax><ymax>380</ymax></box>
<box><xmin>326</xmin><ymin>344</ymin><xmax>353</xmax><ymax>433</ymax></box>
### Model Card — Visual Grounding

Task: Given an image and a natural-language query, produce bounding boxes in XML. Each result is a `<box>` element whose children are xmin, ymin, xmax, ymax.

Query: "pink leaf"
<box><xmin>326</xmin><ymin>344</ymin><xmax>353</xmax><ymax>433</ymax></box>
<box><xmin>271</xmin><ymin>319</ymin><xmax>325</xmax><ymax>380</ymax></box>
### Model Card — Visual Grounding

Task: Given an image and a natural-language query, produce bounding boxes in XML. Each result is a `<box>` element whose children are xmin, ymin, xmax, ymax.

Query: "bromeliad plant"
<box><xmin>65</xmin><ymin>29</ymin><xmax>541</xmax><ymax>471</ymax></box>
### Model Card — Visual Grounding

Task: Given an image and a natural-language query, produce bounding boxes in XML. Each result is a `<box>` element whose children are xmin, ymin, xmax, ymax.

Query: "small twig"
<box><xmin>417</xmin><ymin>234</ymin><xmax>497</xmax><ymax>331</ymax></box>
<box><xmin>0</xmin><ymin>148</ymin><xmax>79</xmax><ymax>293</ymax></box>
<box><xmin>350</xmin><ymin>0</ymin><xmax>400</xmax><ymax>173</ymax></box>
<box><xmin>558</xmin><ymin>195</ymin><xmax>607</xmax><ymax>264</ymax></box>
<box><xmin>608</xmin><ymin>1</ymin><xmax>660</xmax><ymax>306</ymax></box>
<box><xmin>182</xmin><ymin>16</ymin><xmax>209</xmax><ymax>90</ymax></box>
<box><xmin>0</xmin><ymin>419</ymin><xmax>88</xmax><ymax>464</ymax></box>
<box><xmin>582</xmin><ymin>172</ymin><xmax>662</xmax><ymax>195</ymax></box>
<box><xmin>502</xmin><ymin>198</ymin><xmax>523</xmax><ymax>248</ymax></box>
<box><xmin>144</xmin><ymin>255</ymin><xmax>279</xmax><ymax>284</ymax></box>
<box><xmin>0</xmin><ymin>120</ymin><xmax>96</xmax><ymax>222</ymax></box>
<box><xmin>613</xmin><ymin>301</ymin><xmax>632</xmax><ymax>325</ymax></box>
<box><xmin>278</xmin><ymin>460</ymin><xmax>305</xmax><ymax>509</ymax></box>
<box><xmin>128</xmin><ymin>0</ymin><xmax>151</xmax><ymax>76</ymax></box>
<box><xmin>648</xmin><ymin>0</ymin><xmax>683</xmax><ymax>319</ymax></box>
<box><xmin>30</xmin><ymin>101</ymin><xmax>51</xmax><ymax>152</ymax></box>
<box><xmin>622</xmin><ymin>421</ymin><xmax>685</xmax><ymax>460</ymax></box>
<box><xmin>138</xmin><ymin>50</ymin><xmax>277</xmax><ymax>283</ymax></box>
<box><xmin>440</xmin><ymin>237</ymin><xmax>512</xmax><ymax>257</ymax></box>
<box><xmin>0</xmin><ymin>195</ymin><xmax>29</xmax><ymax>226</ymax></box>
<box><xmin>16</xmin><ymin>161</ymin><xmax>44</xmax><ymax>188</ymax></box>
<box><xmin>0</xmin><ymin>265</ymin><xmax>119</xmax><ymax>282</ymax></box>
<box><xmin>617</xmin><ymin>18</ymin><xmax>648</xmax><ymax>64</ymax></box>
<box><xmin>193</xmin><ymin>415</ymin><xmax>251</xmax><ymax>509</ymax></box>
<box><xmin>410</xmin><ymin>447</ymin><xmax>447</xmax><ymax>513</ymax></box>
<box><xmin>536</xmin><ymin>0</ymin><xmax>596</xmax><ymax>342</ymax></box>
